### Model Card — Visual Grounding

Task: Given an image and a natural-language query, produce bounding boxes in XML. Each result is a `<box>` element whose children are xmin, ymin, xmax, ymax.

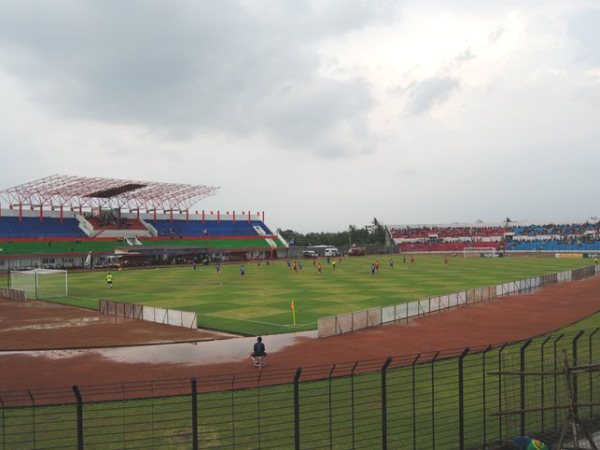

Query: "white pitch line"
<box><xmin>228</xmin><ymin>317</ymin><xmax>317</xmax><ymax>328</ymax></box>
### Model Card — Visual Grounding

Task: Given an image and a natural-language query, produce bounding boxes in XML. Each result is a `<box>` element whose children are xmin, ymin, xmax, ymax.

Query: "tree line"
<box><xmin>277</xmin><ymin>218</ymin><xmax>387</xmax><ymax>247</ymax></box>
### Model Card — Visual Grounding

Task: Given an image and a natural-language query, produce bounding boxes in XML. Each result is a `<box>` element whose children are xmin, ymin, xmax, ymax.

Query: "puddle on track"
<box><xmin>1</xmin><ymin>330</ymin><xmax>318</xmax><ymax>365</ymax></box>
<box><xmin>1</xmin><ymin>317</ymin><xmax>110</xmax><ymax>332</ymax></box>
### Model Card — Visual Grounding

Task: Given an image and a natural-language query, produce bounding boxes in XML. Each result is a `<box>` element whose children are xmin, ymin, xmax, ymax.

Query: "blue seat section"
<box><xmin>513</xmin><ymin>224</ymin><xmax>597</xmax><ymax>236</ymax></box>
<box><xmin>506</xmin><ymin>241</ymin><xmax>600</xmax><ymax>251</ymax></box>
<box><xmin>0</xmin><ymin>217</ymin><xmax>86</xmax><ymax>238</ymax></box>
<box><xmin>148</xmin><ymin>219</ymin><xmax>273</xmax><ymax>237</ymax></box>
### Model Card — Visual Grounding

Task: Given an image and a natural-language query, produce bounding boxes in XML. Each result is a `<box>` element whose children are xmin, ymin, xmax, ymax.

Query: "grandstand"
<box><xmin>388</xmin><ymin>220</ymin><xmax>600</xmax><ymax>255</ymax></box>
<box><xmin>0</xmin><ymin>175</ymin><xmax>287</xmax><ymax>270</ymax></box>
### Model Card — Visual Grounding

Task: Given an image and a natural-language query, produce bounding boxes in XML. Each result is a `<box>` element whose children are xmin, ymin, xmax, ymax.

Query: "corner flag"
<box><xmin>291</xmin><ymin>299</ymin><xmax>296</xmax><ymax>326</ymax></box>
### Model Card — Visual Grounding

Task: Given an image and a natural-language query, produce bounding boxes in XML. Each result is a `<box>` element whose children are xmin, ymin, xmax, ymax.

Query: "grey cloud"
<box><xmin>568</xmin><ymin>9</ymin><xmax>600</xmax><ymax>66</ymax></box>
<box><xmin>406</xmin><ymin>76</ymin><xmax>459</xmax><ymax>114</ymax></box>
<box><xmin>258</xmin><ymin>77</ymin><xmax>372</xmax><ymax>149</ymax></box>
<box><xmin>488</xmin><ymin>26</ymin><xmax>505</xmax><ymax>43</ymax></box>
<box><xmin>0</xmin><ymin>0</ymin><xmax>395</xmax><ymax>157</ymax></box>
<box><xmin>454</xmin><ymin>47</ymin><xmax>475</xmax><ymax>63</ymax></box>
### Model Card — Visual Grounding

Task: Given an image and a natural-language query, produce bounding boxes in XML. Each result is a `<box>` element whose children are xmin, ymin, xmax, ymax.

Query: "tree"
<box><xmin>277</xmin><ymin>220</ymin><xmax>387</xmax><ymax>247</ymax></box>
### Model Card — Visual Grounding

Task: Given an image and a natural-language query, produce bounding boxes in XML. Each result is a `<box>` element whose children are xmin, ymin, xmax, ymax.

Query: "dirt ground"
<box><xmin>0</xmin><ymin>299</ymin><xmax>234</xmax><ymax>350</ymax></box>
<box><xmin>1</xmin><ymin>276</ymin><xmax>600</xmax><ymax>393</ymax></box>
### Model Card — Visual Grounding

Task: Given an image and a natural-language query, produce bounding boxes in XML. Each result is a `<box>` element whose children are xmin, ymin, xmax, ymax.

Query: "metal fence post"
<box><xmin>458</xmin><ymin>348</ymin><xmax>470</xmax><ymax>450</ymax></box>
<box><xmin>572</xmin><ymin>330</ymin><xmax>585</xmax><ymax>406</ymax></box>
<box><xmin>482</xmin><ymin>345</ymin><xmax>492</xmax><ymax>447</ymax></box>
<box><xmin>120</xmin><ymin>384</ymin><xmax>126</xmax><ymax>449</ymax></box>
<box><xmin>328</xmin><ymin>364</ymin><xmax>336</xmax><ymax>449</ymax></box>
<box><xmin>191</xmin><ymin>377</ymin><xmax>198</xmax><ymax>450</ymax></box>
<box><xmin>553</xmin><ymin>334</ymin><xmax>564</xmax><ymax>429</ymax></box>
<box><xmin>0</xmin><ymin>395</ymin><xmax>4</xmax><ymax>450</ymax></box>
<box><xmin>498</xmin><ymin>343</ymin><xmax>508</xmax><ymax>440</ymax></box>
<box><xmin>431</xmin><ymin>351</ymin><xmax>440</xmax><ymax>450</ymax></box>
<box><xmin>231</xmin><ymin>375</ymin><xmax>236</xmax><ymax>448</ymax></box>
<box><xmin>540</xmin><ymin>336</ymin><xmax>552</xmax><ymax>432</ymax></box>
<box><xmin>351</xmin><ymin>361</ymin><xmax>358</xmax><ymax>449</ymax></box>
<box><xmin>257</xmin><ymin>372</ymin><xmax>262</xmax><ymax>449</ymax></box>
<box><xmin>27</xmin><ymin>390</ymin><xmax>36</xmax><ymax>449</ymax></box>
<box><xmin>519</xmin><ymin>339</ymin><xmax>532</xmax><ymax>436</ymax></box>
<box><xmin>411</xmin><ymin>354</ymin><xmax>420</xmax><ymax>450</ymax></box>
<box><xmin>72</xmin><ymin>385</ymin><xmax>83</xmax><ymax>450</ymax></box>
<box><xmin>589</xmin><ymin>328</ymin><xmax>599</xmax><ymax>417</ymax></box>
<box><xmin>381</xmin><ymin>357</ymin><xmax>393</xmax><ymax>450</ymax></box>
<box><xmin>294</xmin><ymin>367</ymin><xmax>303</xmax><ymax>450</ymax></box>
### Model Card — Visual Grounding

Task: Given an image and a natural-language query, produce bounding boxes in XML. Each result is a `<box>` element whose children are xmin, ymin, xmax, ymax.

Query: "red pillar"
<box><xmin>18</xmin><ymin>204</ymin><xmax>22</xmax><ymax>222</ymax></box>
<box><xmin>217</xmin><ymin>210</ymin><xmax>220</xmax><ymax>224</ymax></box>
<box><xmin>202</xmin><ymin>210</ymin><xmax>205</xmax><ymax>223</ymax></box>
<box><xmin>79</xmin><ymin>205</ymin><xmax>82</xmax><ymax>215</ymax></box>
<box><xmin>170</xmin><ymin>210</ymin><xmax>173</xmax><ymax>223</ymax></box>
<box><xmin>186</xmin><ymin>209</ymin><xmax>189</xmax><ymax>223</ymax></box>
<box><xmin>39</xmin><ymin>205</ymin><xmax>43</xmax><ymax>223</ymax></box>
<box><xmin>248</xmin><ymin>210</ymin><xmax>251</xmax><ymax>223</ymax></box>
<box><xmin>60</xmin><ymin>205</ymin><xmax>63</xmax><ymax>223</ymax></box>
<box><xmin>262</xmin><ymin>211</ymin><xmax>265</xmax><ymax>223</ymax></box>
<box><xmin>136</xmin><ymin>209</ymin><xmax>140</xmax><ymax>220</ymax></box>
<box><xmin>233</xmin><ymin>211</ymin><xmax>236</xmax><ymax>224</ymax></box>
<box><xmin>153</xmin><ymin>209</ymin><xmax>157</xmax><ymax>221</ymax></box>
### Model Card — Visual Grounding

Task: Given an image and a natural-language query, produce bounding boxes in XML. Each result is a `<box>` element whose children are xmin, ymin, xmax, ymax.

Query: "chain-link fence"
<box><xmin>2</xmin><ymin>328</ymin><xmax>600</xmax><ymax>449</ymax></box>
<box><xmin>318</xmin><ymin>265</ymin><xmax>599</xmax><ymax>338</ymax></box>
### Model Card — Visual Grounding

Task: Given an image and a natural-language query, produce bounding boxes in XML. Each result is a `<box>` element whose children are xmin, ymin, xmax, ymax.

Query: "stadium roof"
<box><xmin>0</xmin><ymin>175</ymin><xmax>220</xmax><ymax>212</ymax></box>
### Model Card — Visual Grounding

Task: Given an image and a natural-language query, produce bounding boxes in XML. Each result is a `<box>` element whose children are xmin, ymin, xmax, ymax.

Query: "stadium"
<box><xmin>1</xmin><ymin>175</ymin><xmax>600</xmax><ymax>449</ymax></box>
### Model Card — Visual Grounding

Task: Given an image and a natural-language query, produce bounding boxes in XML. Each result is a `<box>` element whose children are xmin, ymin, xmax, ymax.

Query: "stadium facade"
<box><xmin>0</xmin><ymin>175</ymin><xmax>288</xmax><ymax>270</ymax></box>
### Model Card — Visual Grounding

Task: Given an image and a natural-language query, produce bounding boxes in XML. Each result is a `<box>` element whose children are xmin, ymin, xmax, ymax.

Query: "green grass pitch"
<box><xmin>49</xmin><ymin>255</ymin><xmax>593</xmax><ymax>335</ymax></box>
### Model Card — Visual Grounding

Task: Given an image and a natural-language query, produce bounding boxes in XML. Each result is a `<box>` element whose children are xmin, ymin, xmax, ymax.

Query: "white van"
<box><xmin>324</xmin><ymin>247</ymin><xmax>339</xmax><ymax>257</ymax></box>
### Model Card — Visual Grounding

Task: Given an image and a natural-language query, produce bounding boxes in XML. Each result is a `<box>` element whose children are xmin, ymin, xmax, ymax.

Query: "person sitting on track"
<box><xmin>251</xmin><ymin>336</ymin><xmax>267</xmax><ymax>368</ymax></box>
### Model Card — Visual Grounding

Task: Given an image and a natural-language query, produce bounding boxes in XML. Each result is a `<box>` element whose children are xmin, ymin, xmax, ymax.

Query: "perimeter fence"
<box><xmin>99</xmin><ymin>299</ymin><xmax>198</xmax><ymax>329</ymax></box>
<box><xmin>2</xmin><ymin>328</ymin><xmax>600</xmax><ymax>449</ymax></box>
<box><xmin>0</xmin><ymin>287</ymin><xmax>25</xmax><ymax>302</ymax></box>
<box><xmin>319</xmin><ymin>264</ymin><xmax>600</xmax><ymax>337</ymax></box>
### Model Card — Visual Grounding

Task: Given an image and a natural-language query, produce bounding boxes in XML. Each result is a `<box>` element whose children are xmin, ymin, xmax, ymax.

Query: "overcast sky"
<box><xmin>0</xmin><ymin>1</ymin><xmax>599</xmax><ymax>232</ymax></box>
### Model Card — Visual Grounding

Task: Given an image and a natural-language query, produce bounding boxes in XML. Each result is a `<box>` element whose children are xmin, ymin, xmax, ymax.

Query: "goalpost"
<box><xmin>9</xmin><ymin>269</ymin><xmax>68</xmax><ymax>300</ymax></box>
<box><xmin>462</xmin><ymin>247</ymin><xmax>498</xmax><ymax>258</ymax></box>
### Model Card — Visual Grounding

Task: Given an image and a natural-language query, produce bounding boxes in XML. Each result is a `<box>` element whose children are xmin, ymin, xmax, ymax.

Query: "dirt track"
<box><xmin>1</xmin><ymin>276</ymin><xmax>599</xmax><ymax>392</ymax></box>
<box><xmin>0</xmin><ymin>299</ymin><xmax>233</xmax><ymax>350</ymax></box>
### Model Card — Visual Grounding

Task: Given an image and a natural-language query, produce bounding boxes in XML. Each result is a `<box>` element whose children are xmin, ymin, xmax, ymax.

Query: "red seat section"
<box><xmin>86</xmin><ymin>216</ymin><xmax>146</xmax><ymax>230</ymax></box>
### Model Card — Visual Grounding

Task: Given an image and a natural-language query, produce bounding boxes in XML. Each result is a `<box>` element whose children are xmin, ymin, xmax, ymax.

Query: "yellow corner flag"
<box><xmin>291</xmin><ymin>299</ymin><xmax>296</xmax><ymax>326</ymax></box>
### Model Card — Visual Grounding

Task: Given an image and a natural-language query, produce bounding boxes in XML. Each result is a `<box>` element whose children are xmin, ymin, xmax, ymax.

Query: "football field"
<box><xmin>55</xmin><ymin>255</ymin><xmax>592</xmax><ymax>335</ymax></box>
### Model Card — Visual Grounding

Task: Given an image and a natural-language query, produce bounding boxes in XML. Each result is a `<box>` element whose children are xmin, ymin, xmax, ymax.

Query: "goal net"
<box><xmin>462</xmin><ymin>247</ymin><xmax>498</xmax><ymax>258</ymax></box>
<box><xmin>9</xmin><ymin>269</ymin><xmax>68</xmax><ymax>300</ymax></box>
